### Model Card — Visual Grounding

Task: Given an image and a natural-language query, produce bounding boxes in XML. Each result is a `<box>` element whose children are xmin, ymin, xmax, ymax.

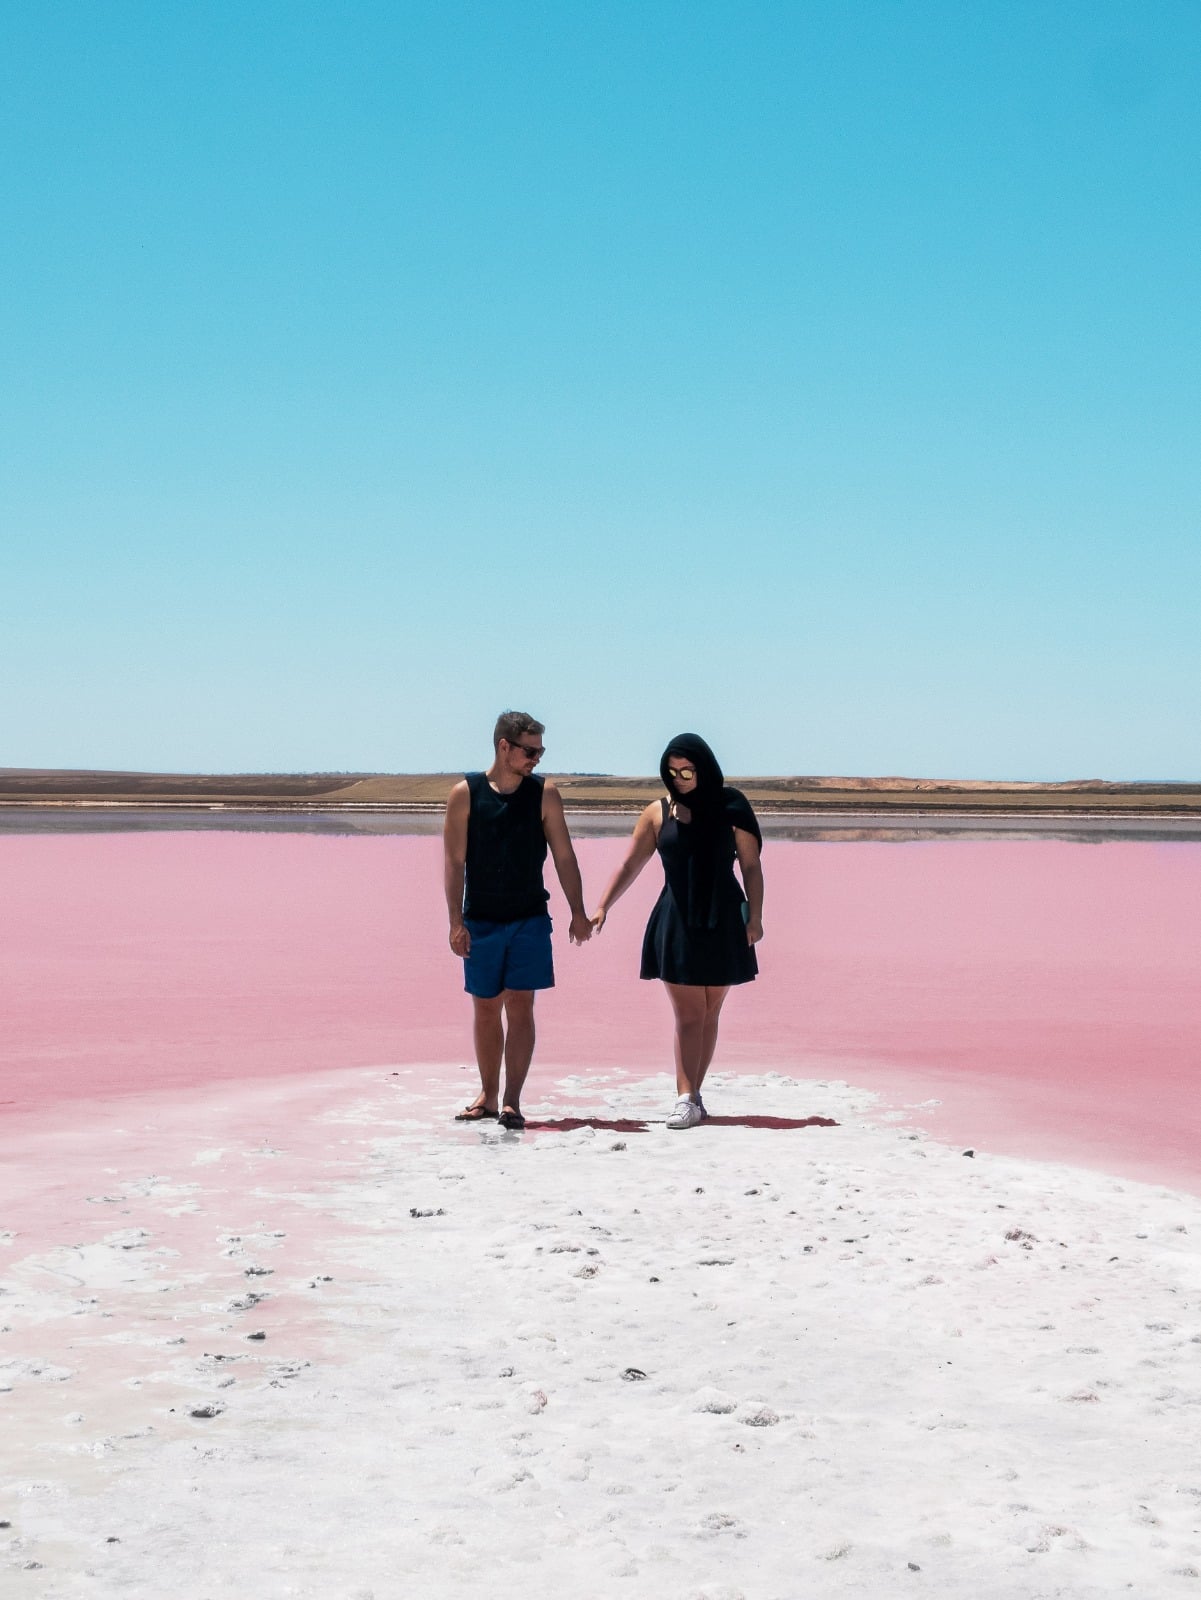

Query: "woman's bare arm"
<box><xmin>591</xmin><ymin>802</ymin><xmax>661</xmax><ymax>932</ymax></box>
<box><xmin>734</xmin><ymin>827</ymin><xmax>764</xmax><ymax>945</ymax></box>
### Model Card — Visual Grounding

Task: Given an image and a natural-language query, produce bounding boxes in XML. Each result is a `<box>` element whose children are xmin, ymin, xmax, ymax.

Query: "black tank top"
<box><xmin>463</xmin><ymin>771</ymin><xmax>549</xmax><ymax>923</ymax></box>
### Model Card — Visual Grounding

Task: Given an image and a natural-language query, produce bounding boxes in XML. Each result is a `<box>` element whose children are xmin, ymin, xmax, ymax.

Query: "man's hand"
<box><xmin>449</xmin><ymin>922</ymin><xmax>471</xmax><ymax>957</ymax></box>
<box><xmin>568</xmin><ymin>911</ymin><xmax>593</xmax><ymax>945</ymax></box>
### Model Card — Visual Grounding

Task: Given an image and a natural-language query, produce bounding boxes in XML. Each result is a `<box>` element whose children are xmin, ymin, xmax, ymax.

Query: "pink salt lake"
<box><xmin>4</xmin><ymin>830</ymin><xmax>1200</xmax><ymax>1193</ymax></box>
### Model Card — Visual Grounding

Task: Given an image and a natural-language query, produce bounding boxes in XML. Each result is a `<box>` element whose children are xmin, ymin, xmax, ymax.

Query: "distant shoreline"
<box><xmin>2</xmin><ymin>767</ymin><xmax>1199</xmax><ymax>818</ymax></box>
<box><xmin>6</xmin><ymin>798</ymin><xmax>1201</xmax><ymax>820</ymax></box>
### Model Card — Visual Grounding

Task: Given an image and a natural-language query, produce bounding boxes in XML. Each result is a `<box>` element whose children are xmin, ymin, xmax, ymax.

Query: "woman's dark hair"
<box><xmin>661</xmin><ymin>733</ymin><xmax>724</xmax><ymax>809</ymax></box>
<box><xmin>658</xmin><ymin>733</ymin><xmax>761</xmax><ymax>928</ymax></box>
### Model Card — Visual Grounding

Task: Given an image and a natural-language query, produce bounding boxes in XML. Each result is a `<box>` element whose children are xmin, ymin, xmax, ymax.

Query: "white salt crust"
<box><xmin>2</xmin><ymin>1067</ymin><xmax>1200</xmax><ymax>1598</ymax></box>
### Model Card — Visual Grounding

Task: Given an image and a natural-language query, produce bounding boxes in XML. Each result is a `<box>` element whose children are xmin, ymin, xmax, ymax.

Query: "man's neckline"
<box><xmin>484</xmin><ymin>770</ymin><xmax>524</xmax><ymax>796</ymax></box>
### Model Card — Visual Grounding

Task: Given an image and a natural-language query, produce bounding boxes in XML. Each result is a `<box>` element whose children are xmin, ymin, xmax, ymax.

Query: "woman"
<box><xmin>591</xmin><ymin>734</ymin><xmax>763</xmax><ymax>1128</ymax></box>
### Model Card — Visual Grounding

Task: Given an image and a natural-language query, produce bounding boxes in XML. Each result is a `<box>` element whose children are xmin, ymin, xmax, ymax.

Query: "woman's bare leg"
<box><xmin>695</xmin><ymin>985</ymin><xmax>729</xmax><ymax>1094</ymax></box>
<box><xmin>665</xmin><ymin>983</ymin><xmax>709</xmax><ymax>1097</ymax></box>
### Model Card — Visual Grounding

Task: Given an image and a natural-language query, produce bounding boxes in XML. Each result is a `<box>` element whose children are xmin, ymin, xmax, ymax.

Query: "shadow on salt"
<box><xmin>526</xmin><ymin>1113</ymin><xmax>839</xmax><ymax>1133</ymax></box>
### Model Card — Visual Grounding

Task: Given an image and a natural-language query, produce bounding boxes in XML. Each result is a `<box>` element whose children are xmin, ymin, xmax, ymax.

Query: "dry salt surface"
<box><xmin>3</xmin><ymin>1067</ymin><xmax>1201</xmax><ymax>1600</ymax></box>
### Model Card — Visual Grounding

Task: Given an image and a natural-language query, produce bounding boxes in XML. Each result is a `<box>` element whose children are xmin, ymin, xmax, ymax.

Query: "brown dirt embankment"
<box><xmin>2</xmin><ymin>769</ymin><xmax>1199</xmax><ymax>815</ymax></box>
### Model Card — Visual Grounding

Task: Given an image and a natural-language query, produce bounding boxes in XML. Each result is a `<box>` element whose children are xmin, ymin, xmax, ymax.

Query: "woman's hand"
<box><xmin>746</xmin><ymin>917</ymin><xmax>764</xmax><ymax>946</ymax></box>
<box><xmin>590</xmin><ymin>907</ymin><xmax>608</xmax><ymax>935</ymax></box>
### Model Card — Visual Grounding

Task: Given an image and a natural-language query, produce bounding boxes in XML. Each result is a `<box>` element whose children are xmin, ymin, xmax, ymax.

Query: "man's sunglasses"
<box><xmin>508</xmin><ymin>741</ymin><xmax>545</xmax><ymax>760</ymax></box>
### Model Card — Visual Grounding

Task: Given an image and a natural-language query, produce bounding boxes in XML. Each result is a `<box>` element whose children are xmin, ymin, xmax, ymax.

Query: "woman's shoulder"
<box><xmin>630</xmin><ymin>797</ymin><xmax>666</xmax><ymax>841</ymax></box>
<box><xmin>722</xmin><ymin>785</ymin><xmax>762</xmax><ymax>841</ymax></box>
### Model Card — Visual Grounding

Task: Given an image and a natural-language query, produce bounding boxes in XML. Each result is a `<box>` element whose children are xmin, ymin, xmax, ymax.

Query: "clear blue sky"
<box><xmin>2</xmin><ymin>1</ymin><xmax>1198</xmax><ymax>779</ymax></box>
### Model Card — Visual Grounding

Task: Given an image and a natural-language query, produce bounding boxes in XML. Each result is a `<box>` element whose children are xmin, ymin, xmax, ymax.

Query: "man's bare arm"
<box><xmin>443</xmin><ymin>780</ymin><xmax>471</xmax><ymax>956</ymax></box>
<box><xmin>542</xmin><ymin>781</ymin><xmax>592</xmax><ymax>944</ymax></box>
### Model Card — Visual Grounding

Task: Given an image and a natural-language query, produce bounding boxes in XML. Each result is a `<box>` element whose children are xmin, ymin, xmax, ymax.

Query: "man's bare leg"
<box><xmin>469</xmin><ymin>994</ymin><xmax>505</xmax><ymax>1113</ymax></box>
<box><xmin>500</xmin><ymin>988</ymin><xmax>536</xmax><ymax>1113</ymax></box>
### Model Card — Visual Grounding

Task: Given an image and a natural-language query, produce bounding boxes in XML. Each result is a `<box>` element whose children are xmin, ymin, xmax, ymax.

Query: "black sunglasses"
<box><xmin>508</xmin><ymin>741</ymin><xmax>545</xmax><ymax>760</ymax></box>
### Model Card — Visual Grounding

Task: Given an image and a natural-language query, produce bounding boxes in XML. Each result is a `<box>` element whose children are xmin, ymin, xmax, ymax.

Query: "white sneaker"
<box><xmin>666</xmin><ymin>1095</ymin><xmax>704</xmax><ymax>1130</ymax></box>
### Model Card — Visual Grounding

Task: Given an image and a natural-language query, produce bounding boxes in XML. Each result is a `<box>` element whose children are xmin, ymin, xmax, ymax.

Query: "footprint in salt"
<box><xmin>697</xmin><ymin>1511</ymin><xmax>745</xmax><ymax>1539</ymax></box>
<box><xmin>506</xmin><ymin>1430</ymin><xmax>542</xmax><ymax>1460</ymax></box>
<box><xmin>735</xmin><ymin>1401</ymin><xmax>779</xmax><ymax>1427</ymax></box>
<box><xmin>491</xmin><ymin>1466</ymin><xmax>537</xmax><ymax>1492</ymax></box>
<box><xmin>693</xmin><ymin>1387</ymin><xmax>737</xmax><ymax>1414</ymax></box>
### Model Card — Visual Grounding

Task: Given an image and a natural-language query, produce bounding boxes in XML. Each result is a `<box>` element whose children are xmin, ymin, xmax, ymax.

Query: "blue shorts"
<box><xmin>463</xmin><ymin>914</ymin><xmax>555</xmax><ymax>999</ymax></box>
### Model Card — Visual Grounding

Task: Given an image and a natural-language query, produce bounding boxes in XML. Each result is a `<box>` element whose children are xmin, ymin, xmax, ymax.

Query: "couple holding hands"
<box><xmin>443</xmin><ymin>711</ymin><xmax>764</xmax><ymax>1131</ymax></box>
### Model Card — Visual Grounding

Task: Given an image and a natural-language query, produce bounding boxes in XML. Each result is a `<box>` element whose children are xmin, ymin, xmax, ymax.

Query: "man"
<box><xmin>443</xmin><ymin>710</ymin><xmax>592</xmax><ymax>1130</ymax></box>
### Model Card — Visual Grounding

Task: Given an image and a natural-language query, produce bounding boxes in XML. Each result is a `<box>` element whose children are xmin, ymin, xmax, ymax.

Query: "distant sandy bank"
<box><xmin>3</xmin><ymin>767</ymin><xmax>1200</xmax><ymax>817</ymax></box>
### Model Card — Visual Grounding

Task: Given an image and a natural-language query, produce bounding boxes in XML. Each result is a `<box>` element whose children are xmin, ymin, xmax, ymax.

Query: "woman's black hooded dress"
<box><xmin>639</xmin><ymin>733</ymin><xmax>762</xmax><ymax>988</ymax></box>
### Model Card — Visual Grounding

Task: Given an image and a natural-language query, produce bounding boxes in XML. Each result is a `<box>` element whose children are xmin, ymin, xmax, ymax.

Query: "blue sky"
<box><xmin>2</xmin><ymin>1</ymin><xmax>1198</xmax><ymax>779</ymax></box>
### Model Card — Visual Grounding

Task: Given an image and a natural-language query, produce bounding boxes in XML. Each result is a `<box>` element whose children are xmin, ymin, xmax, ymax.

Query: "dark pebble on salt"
<box><xmin>246</xmin><ymin>1331</ymin><xmax>267</xmax><ymax>1341</ymax></box>
<box><xmin>908</xmin><ymin>1561</ymin><xmax>921</xmax><ymax>1570</ymax></box>
<box><xmin>649</xmin><ymin>1276</ymin><xmax>660</xmax><ymax>1283</ymax></box>
<box><xmin>0</xmin><ymin>1519</ymin><xmax>11</xmax><ymax>1528</ymax></box>
<box><xmin>963</xmin><ymin>1149</ymin><xmax>975</xmax><ymax>1158</ymax></box>
<box><xmin>189</xmin><ymin>1403</ymin><xmax>225</xmax><ymax>1419</ymax></box>
<box><xmin>410</xmin><ymin>1207</ymin><xmax>446</xmax><ymax>1219</ymax></box>
<box><xmin>106</xmin><ymin>1536</ymin><xmax>120</xmax><ymax>1544</ymax></box>
<box><xmin>621</xmin><ymin>1368</ymin><xmax>647</xmax><ymax>1381</ymax></box>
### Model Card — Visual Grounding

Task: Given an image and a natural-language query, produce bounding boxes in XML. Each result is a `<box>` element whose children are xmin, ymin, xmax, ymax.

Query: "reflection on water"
<box><xmin>3</xmin><ymin>806</ymin><xmax>1199</xmax><ymax>843</ymax></box>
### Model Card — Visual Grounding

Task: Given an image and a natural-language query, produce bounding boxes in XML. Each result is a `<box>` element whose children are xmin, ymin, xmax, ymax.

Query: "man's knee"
<box><xmin>502</xmin><ymin>988</ymin><xmax>535</xmax><ymax>1018</ymax></box>
<box><xmin>473</xmin><ymin>994</ymin><xmax>505</xmax><ymax>1019</ymax></box>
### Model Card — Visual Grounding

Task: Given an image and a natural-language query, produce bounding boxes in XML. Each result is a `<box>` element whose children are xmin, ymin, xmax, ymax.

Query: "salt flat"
<box><xmin>3</xmin><ymin>1066</ymin><xmax>1200</xmax><ymax>1598</ymax></box>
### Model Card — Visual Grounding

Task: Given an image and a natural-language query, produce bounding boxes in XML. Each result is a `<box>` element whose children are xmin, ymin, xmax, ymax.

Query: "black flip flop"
<box><xmin>454</xmin><ymin>1104</ymin><xmax>499</xmax><ymax>1122</ymax></box>
<box><xmin>498</xmin><ymin>1108</ymin><xmax>526</xmax><ymax>1131</ymax></box>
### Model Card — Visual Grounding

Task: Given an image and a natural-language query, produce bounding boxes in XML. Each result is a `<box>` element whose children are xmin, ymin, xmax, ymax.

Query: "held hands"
<box><xmin>568</xmin><ymin>911</ymin><xmax>594</xmax><ymax>945</ymax></box>
<box><xmin>590</xmin><ymin>907</ymin><xmax>607</xmax><ymax>935</ymax></box>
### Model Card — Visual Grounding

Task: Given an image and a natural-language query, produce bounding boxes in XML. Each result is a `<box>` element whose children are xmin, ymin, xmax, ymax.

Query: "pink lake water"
<box><xmin>3</xmin><ymin>832</ymin><xmax>1199</xmax><ymax>1191</ymax></box>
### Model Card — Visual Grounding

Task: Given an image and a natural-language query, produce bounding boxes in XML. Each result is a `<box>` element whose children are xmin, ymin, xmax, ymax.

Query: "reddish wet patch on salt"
<box><xmin>3</xmin><ymin>832</ymin><xmax>1199</xmax><ymax>1189</ymax></box>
